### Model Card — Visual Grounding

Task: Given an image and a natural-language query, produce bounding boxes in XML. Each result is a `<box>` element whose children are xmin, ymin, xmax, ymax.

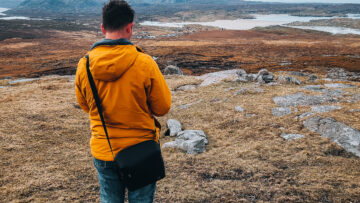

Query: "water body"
<box><xmin>0</xmin><ymin>7</ymin><xmax>8</xmax><ymax>15</ymax></box>
<box><xmin>140</xmin><ymin>14</ymin><xmax>360</xmax><ymax>35</ymax></box>
<box><xmin>0</xmin><ymin>7</ymin><xmax>32</xmax><ymax>20</ymax></box>
<box><xmin>288</xmin><ymin>26</ymin><xmax>360</xmax><ymax>35</ymax></box>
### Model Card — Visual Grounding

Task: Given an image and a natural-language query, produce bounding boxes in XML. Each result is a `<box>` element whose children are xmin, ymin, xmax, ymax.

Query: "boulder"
<box><xmin>281</xmin><ymin>133</ymin><xmax>305</xmax><ymax>141</ymax></box>
<box><xmin>163</xmin><ymin>65</ymin><xmax>183</xmax><ymax>75</ymax></box>
<box><xmin>162</xmin><ymin>130</ymin><xmax>208</xmax><ymax>154</ymax></box>
<box><xmin>165</xmin><ymin>119</ymin><xmax>183</xmax><ymax>137</ymax></box>
<box><xmin>272</xmin><ymin>107</ymin><xmax>291</xmax><ymax>117</ymax></box>
<box><xmin>311</xmin><ymin>105</ymin><xmax>342</xmax><ymax>113</ymax></box>
<box><xmin>198</xmin><ymin>69</ymin><xmax>245</xmax><ymax>86</ymax></box>
<box><xmin>303</xmin><ymin>116</ymin><xmax>360</xmax><ymax>157</ymax></box>
<box><xmin>256</xmin><ymin>69</ymin><xmax>274</xmax><ymax>83</ymax></box>
<box><xmin>277</xmin><ymin>75</ymin><xmax>301</xmax><ymax>85</ymax></box>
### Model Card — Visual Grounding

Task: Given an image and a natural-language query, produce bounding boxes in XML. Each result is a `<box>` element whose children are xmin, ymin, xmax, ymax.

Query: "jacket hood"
<box><xmin>88</xmin><ymin>38</ymin><xmax>139</xmax><ymax>81</ymax></box>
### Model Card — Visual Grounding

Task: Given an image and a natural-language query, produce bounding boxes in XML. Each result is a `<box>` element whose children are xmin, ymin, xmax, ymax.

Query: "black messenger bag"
<box><xmin>85</xmin><ymin>55</ymin><xmax>165</xmax><ymax>191</ymax></box>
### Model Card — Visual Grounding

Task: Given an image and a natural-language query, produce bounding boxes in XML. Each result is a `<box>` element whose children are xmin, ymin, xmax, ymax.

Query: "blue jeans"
<box><xmin>93</xmin><ymin>158</ymin><xmax>156</xmax><ymax>203</ymax></box>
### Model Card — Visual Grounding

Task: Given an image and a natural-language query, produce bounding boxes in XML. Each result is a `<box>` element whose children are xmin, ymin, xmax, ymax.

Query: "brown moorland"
<box><xmin>0</xmin><ymin>24</ymin><xmax>360</xmax><ymax>202</ymax></box>
<box><xmin>0</xmin><ymin>26</ymin><xmax>360</xmax><ymax>79</ymax></box>
<box><xmin>0</xmin><ymin>73</ymin><xmax>359</xmax><ymax>202</ymax></box>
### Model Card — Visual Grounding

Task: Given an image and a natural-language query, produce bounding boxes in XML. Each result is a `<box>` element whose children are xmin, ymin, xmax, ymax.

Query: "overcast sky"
<box><xmin>245</xmin><ymin>0</ymin><xmax>360</xmax><ymax>3</ymax></box>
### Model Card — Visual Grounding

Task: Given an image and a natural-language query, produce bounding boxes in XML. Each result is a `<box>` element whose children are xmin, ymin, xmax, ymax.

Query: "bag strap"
<box><xmin>85</xmin><ymin>55</ymin><xmax>115</xmax><ymax>160</ymax></box>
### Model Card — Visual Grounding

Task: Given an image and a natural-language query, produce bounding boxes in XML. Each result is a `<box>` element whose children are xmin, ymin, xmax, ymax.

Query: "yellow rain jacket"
<box><xmin>75</xmin><ymin>38</ymin><xmax>171</xmax><ymax>161</ymax></box>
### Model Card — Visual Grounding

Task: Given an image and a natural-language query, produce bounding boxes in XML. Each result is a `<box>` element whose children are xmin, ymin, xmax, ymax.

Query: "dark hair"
<box><xmin>102</xmin><ymin>0</ymin><xmax>135</xmax><ymax>31</ymax></box>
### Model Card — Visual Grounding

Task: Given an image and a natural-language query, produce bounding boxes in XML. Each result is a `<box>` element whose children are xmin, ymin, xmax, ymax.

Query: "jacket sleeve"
<box><xmin>75</xmin><ymin>57</ymin><xmax>90</xmax><ymax>113</ymax></box>
<box><xmin>147</xmin><ymin>58</ymin><xmax>171</xmax><ymax>117</ymax></box>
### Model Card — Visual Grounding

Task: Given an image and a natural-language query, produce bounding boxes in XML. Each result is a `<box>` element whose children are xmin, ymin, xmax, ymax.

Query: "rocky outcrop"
<box><xmin>198</xmin><ymin>68</ymin><xmax>276</xmax><ymax>86</ymax></box>
<box><xmin>198</xmin><ymin>69</ymin><xmax>243</xmax><ymax>86</ymax></box>
<box><xmin>326</xmin><ymin>68</ymin><xmax>360</xmax><ymax>82</ymax></box>
<box><xmin>162</xmin><ymin>130</ymin><xmax>208</xmax><ymax>154</ymax></box>
<box><xmin>303</xmin><ymin>116</ymin><xmax>360</xmax><ymax>157</ymax></box>
<box><xmin>164</xmin><ymin>65</ymin><xmax>184</xmax><ymax>75</ymax></box>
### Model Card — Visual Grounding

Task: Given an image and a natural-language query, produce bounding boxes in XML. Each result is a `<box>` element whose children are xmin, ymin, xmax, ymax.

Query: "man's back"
<box><xmin>75</xmin><ymin>38</ymin><xmax>171</xmax><ymax>161</ymax></box>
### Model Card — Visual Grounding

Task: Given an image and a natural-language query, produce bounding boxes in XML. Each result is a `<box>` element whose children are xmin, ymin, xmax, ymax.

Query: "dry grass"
<box><xmin>0</xmin><ymin>75</ymin><xmax>359</xmax><ymax>202</ymax></box>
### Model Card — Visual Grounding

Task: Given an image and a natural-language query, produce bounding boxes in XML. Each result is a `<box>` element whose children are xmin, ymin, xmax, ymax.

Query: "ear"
<box><xmin>125</xmin><ymin>22</ymin><xmax>134</xmax><ymax>33</ymax></box>
<box><xmin>101</xmin><ymin>24</ymin><xmax>106</xmax><ymax>35</ymax></box>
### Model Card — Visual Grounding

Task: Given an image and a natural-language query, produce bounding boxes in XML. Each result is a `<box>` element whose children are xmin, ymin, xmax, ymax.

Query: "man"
<box><xmin>75</xmin><ymin>0</ymin><xmax>171</xmax><ymax>202</ymax></box>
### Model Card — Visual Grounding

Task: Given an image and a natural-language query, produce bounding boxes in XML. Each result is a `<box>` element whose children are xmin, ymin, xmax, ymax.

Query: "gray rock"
<box><xmin>281</xmin><ymin>133</ymin><xmax>305</xmax><ymax>141</ymax></box>
<box><xmin>176</xmin><ymin>85</ymin><xmax>197</xmax><ymax>91</ymax></box>
<box><xmin>303</xmin><ymin>116</ymin><xmax>360</xmax><ymax>157</ymax></box>
<box><xmin>235</xmin><ymin>106</ymin><xmax>244</xmax><ymax>112</ymax></box>
<box><xmin>263</xmin><ymin>74</ymin><xmax>275</xmax><ymax>83</ymax></box>
<box><xmin>311</xmin><ymin>105</ymin><xmax>342</xmax><ymax>113</ymax></box>
<box><xmin>326</xmin><ymin>68</ymin><xmax>348</xmax><ymax>81</ymax></box>
<box><xmin>162</xmin><ymin>130</ymin><xmax>208</xmax><ymax>154</ymax></box>
<box><xmin>235</xmin><ymin>69</ymin><xmax>248</xmax><ymax>82</ymax></box>
<box><xmin>323</xmin><ymin>89</ymin><xmax>344</xmax><ymax>98</ymax></box>
<box><xmin>346</xmin><ymin>94</ymin><xmax>360</xmax><ymax>103</ymax></box>
<box><xmin>296</xmin><ymin>112</ymin><xmax>315</xmax><ymax>119</ymax></box>
<box><xmin>277</xmin><ymin>75</ymin><xmax>301</xmax><ymax>85</ymax></box>
<box><xmin>272</xmin><ymin>107</ymin><xmax>292</xmax><ymax>117</ymax></box>
<box><xmin>0</xmin><ymin>86</ymin><xmax>5</xmax><ymax>88</ymax></box>
<box><xmin>246</xmin><ymin>74</ymin><xmax>258</xmax><ymax>82</ymax></box>
<box><xmin>256</xmin><ymin>69</ymin><xmax>274</xmax><ymax>83</ymax></box>
<box><xmin>349</xmin><ymin>109</ymin><xmax>360</xmax><ymax>112</ymax></box>
<box><xmin>324</xmin><ymin>83</ymin><xmax>355</xmax><ymax>88</ymax></box>
<box><xmin>273</xmin><ymin>92</ymin><xmax>337</xmax><ymax>107</ymax></box>
<box><xmin>308</xmin><ymin>74</ymin><xmax>318</xmax><ymax>81</ymax></box>
<box><xmin>163</xmin><ymin>65</ymin><xmax>183</xmax><ymax>75</ymax></box>
<box><xmin>198</xmin><ymin>69</ymin><xmax>244</xmax><ymax>86</ymax></box>
<box><xmin>302</xmin><ymin>85</ymin><xmax>324</xmax><ymax>91</ymax></box>
<box><xmin>166</xmin><ymin>119</ymin><xmax>183</xmax><ymax>137</ymax></box>
<box><xmin>258</xmin><ymin>69</ymin><xmax>270</xmax><ymax>76</ymax></box>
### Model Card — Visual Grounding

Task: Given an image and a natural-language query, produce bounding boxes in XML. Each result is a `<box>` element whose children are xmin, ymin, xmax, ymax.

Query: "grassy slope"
<box><xmin>0</xmin><ymin>74</ymin><xmax>359</xmax><ymax>202</ymax></box>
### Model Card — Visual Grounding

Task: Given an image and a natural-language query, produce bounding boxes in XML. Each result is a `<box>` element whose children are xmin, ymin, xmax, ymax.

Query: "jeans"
<box><xmin>93</xmin><ymin>158</ymin><xmax>156</xmax><ymax>203</ymax></box>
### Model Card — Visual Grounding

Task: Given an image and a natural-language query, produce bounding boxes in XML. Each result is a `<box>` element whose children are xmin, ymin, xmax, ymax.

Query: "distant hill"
<box><xmin>0</xmin><ymin>0</ymin><xmax>23</xmax><ymax>8</ymax></box>
<box><xmin>16</xmin><ymin>0</ymin><xmax>246</xmax><ymax>13</ymax></box>
<box><xmin>18</xmin><ymin>0</ymin><xmax>107</xmax><ymax>12</ymax></box>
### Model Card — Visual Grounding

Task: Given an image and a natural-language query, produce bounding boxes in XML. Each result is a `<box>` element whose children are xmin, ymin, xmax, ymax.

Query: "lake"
<box><xmin>0</xmin><ymin>7</ymin><xmax>31</xmax><ymax>20</ymax></box>
<box><xmin>140</xmin><ymin>14</ymin><xmax>360</xmax><ymax>35</ymax></box>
